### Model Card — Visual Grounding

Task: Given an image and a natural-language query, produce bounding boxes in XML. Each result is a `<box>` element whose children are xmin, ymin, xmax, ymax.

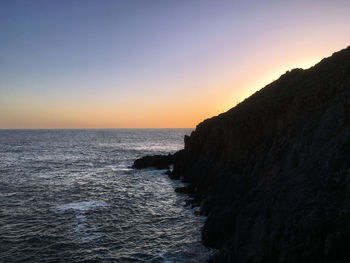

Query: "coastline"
<box><xmin>133</xmin><ymin>46</ymin><xmax>350</xmax><ymax>262</ymax></box>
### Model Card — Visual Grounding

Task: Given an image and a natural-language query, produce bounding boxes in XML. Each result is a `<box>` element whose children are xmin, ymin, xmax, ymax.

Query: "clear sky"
<box><xmin>1</xmin><ymin>0</ymin><xmax>349</xmax><ymax>128</ymax></box>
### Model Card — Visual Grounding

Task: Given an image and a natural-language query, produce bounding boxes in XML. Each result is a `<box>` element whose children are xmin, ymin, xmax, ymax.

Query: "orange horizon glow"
<box><xmin>1</xmin><ymin>1</ymin><xmax>350</xmax><ymax>129</ymax></box>
<box><xmin>1</xmin><ymin>44</ymin><xmax>348</xmax><ymax>129</ymax></box>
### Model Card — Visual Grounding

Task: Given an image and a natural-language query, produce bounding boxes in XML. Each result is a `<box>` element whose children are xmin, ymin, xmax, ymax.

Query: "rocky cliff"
<box><xmin>135</xmin><ymin>46</ymin><xmax>350</xmax><ymax>262</ymax></box>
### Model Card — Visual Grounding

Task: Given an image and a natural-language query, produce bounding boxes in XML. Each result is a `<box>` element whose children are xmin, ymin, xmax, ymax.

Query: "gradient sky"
<box><xmin>1</xmin><ymin>0</ymin><xmax>349</xmax><ymax>128</ymax></box>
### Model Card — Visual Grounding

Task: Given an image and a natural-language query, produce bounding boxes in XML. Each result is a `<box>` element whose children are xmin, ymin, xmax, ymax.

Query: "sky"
<box><xmin>0</xmin><ymin>0</ymin><xmax>349</xmax><ymax>128</ymax></box>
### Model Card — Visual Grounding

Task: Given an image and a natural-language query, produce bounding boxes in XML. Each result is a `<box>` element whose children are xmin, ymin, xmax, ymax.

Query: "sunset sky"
<box><xmin>1</xmin><ymin>0</ymin><xmax>350</xmax><ymax>128</ymax></box>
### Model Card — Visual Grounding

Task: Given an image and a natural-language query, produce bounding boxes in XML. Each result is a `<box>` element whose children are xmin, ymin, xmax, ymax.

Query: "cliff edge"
<box><xmin>135</xmin><ymin>46</ymin><xmax>350</xmax><ymax>262</ymax></box>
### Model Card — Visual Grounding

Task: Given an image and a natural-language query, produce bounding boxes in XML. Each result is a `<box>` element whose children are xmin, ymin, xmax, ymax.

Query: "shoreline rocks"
<box><xmin>133</xmin><ymin>46</ymin><xmax>350</xmax><ymax>263</ymax></box>
<box><xmin>132</xmin><ymin>154</ymin><xmax>174</xmax><ymax>170</ymax></box>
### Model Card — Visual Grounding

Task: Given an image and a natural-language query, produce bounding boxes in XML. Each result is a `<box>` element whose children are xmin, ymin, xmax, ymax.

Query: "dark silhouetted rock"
<box><xmin>132</xmin><ymin>154</ymin><xmax>174</xmax><ymax>169</ymax></box>
<box><xmin>133</xmin><ymin>46</ymin><xmax>350</xmax><ymax>263</ymax></box>
<box><xmin>171</xmin><ymin>46</ymin><xmax>350</xmax><ymax>262</ymax></box>
<box><xmin>166</xmin><ymin>169</ymin><xmax>181</xmax><ymax>180</ymax></box>
<box><xmin>184</xmin><ymin>198</ymin><xmax>197</xmax><ymax>207</ymax></box>
<box><xmin>174</xmin><ymin>185</ymin><xmax>193</xmax><ymax>195</ymax></box>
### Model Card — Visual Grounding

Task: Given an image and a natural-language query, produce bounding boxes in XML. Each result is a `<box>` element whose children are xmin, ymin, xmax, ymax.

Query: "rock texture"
<box><xmin>135</xmin><ymin>46</ymin><xmax>350</xmax><ymax>262</ymax></box>
<box><xmin>132</xmin><ymin>154</ymin><xmax>174</xmax><ymax>169</ymax></box>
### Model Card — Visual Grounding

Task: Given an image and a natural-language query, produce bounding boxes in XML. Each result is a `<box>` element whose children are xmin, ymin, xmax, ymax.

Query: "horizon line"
<box><xmin>0</xmin><ymin>127</ymin><xmax>195</xmax><ymax>130</ymax></box>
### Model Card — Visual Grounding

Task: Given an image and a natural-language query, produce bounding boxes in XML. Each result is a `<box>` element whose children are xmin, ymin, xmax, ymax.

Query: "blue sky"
<box><xmin>1</xmin><ymin>0</ymin><xmax>349</xmax><ymax>128</ymax></box>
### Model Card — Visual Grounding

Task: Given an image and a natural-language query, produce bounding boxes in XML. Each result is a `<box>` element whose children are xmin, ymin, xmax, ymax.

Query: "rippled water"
<box><xmin>0</xmin><ymin>129</ymin><xmax>213</xmax><ymax>262</ymax></box>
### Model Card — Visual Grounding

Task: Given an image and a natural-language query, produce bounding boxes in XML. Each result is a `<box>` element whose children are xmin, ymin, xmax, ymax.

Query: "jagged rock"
<box><xmin>174</xmin><ymin>186</ymin><xmax>193</xmax><ymax>195</ymax></box>
<box><xmin>133</xmin><ymin>46</ymin><xmax>350</xmax><ymax>263</ymax></box>
<box><xmin>166</xmin><ymin>170</ymin><xmax>181</xmax><ymax>180</ymax></box>
<box><xmin>132</xmin><ymin>154</ymin><xmax>174</xmax><ymax>169</ymax></box>
<box><xmin>171</xmin><ymin>46</ymin><xmax>350</xmax><ymax>262</ymax></box>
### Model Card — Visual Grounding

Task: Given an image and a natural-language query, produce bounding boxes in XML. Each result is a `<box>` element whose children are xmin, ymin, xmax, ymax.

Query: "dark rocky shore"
<box><xmin>134</xmin><ymin>46</ymin><xmax>350</xmax><ymax>263</ymax></box>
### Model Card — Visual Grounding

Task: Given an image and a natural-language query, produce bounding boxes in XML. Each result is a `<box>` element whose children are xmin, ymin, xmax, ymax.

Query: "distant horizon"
<box><xmin>0</xmin><ymin>127</ymin><xmax>194</xmax><ymax>130</ymax></box>
<box><xmin>0</xmin><ymin>50</ymin><xmax>345</xmax><ymax>129</ymax></box>
<box><xmin>1</xmin><ymin>0</ymin><xmax>350</xmax><ymax>129</ymax></box>
<box><xmin>0</xmin><ymin>48</ymin><xmax>346</xmax><ymax>130</ymax></box>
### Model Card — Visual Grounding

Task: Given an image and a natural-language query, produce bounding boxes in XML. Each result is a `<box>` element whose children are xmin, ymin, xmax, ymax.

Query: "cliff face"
<box><xmin>173</xmin><ymin>47</ymin><xmax>350</xmax><ymax>262</ymax></box>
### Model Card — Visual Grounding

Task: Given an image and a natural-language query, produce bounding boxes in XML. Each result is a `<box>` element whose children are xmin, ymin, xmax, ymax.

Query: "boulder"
<box><xmin>132</xmin><ymin>154</ymin><xmax>174</xmax><ymax>169</ymax></box>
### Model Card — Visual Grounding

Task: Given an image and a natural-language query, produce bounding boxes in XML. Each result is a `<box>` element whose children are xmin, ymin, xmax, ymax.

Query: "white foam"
<box><xmin>0</xmin><ymin>192</ymin><xmax>17</xmax><ymax>197</ymax></box>
<box><xmin>80</xmin><ymin>233</ymin><xmax>101</xmax><ymax>241</ymax></box>
<box><xmin>73</xmin><ymin>222</ymin><xmax>101</xmax><ymax>241</ymax></box>
<box><xmin>57</xmin><ymin>200</ymin><xmax>107</xmax><ymax>212</ymax></box>
<box><xmin>56</xmin><ymin>200</ymin><xmax>107</xmax><ymax>242</ymax></box>
<box><xmin>110</xmin><ymin>165</ymin><xmax>132</xmax><ymax>171</ymax></box>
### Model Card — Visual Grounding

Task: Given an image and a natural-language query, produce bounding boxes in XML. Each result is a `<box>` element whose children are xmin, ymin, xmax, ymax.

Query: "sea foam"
<box><xmin>56</xmin><ymin>200</ymin><xmax>107</xmax><ymax>212</ymax></box>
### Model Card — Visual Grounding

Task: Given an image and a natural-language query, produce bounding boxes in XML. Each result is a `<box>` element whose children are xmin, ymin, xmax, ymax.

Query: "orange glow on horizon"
<box><xmin>1</xmin><ymin>1</ymin><xmax>350</xmax><ymax>129</ymax></box>
<box><xmin>1</xmin><ymin>41</ymin><xmax>349</xmax><ymax>129</ymax></box>
<box><xmin>1</xmin><ymin>46</ymin><xmax>347</xmax><ymax>129</ymax></box>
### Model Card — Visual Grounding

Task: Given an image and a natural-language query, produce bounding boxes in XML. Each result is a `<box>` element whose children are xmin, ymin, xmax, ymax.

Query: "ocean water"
<box><xmin>0</xmin><ymin>129</ymin><xmax>213</xmax><ymax>263</ymax></box>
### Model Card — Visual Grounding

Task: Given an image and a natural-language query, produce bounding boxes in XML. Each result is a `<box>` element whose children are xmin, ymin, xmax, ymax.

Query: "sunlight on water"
<box><xmin>0</xmin><ymin>129</ymin><xmax>214</xmax><ymax>262</ymax></box>
<box><xmin>57</xmin><ymin>200</ymin><xmax>108</xmax><ymax>212</ymax></box>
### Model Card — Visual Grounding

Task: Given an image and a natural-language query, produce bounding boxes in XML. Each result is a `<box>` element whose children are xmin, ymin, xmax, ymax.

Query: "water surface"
<box><xmin>0</xmin><ymin>129</ymin><xmax>212</xmax><ymax>262</ymax></box>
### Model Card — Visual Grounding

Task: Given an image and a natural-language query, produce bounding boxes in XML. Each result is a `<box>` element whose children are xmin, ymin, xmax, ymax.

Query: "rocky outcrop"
<box><xmin>132</xmin><ymin>154</ymin><xmax>175</xmax><ymax>169</ymax></box>
<box><xmin>135</xmin><ymin>46</ymin><xmax>350</xmax><ymax>262</ymax></box>
<box><xmin>171</xmin><ymin>46</ymin><xmax>350</xmax><ymax>263</ymax></box>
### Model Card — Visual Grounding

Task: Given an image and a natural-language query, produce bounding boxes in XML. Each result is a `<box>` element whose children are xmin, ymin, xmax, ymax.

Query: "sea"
<box><xmin>0</xmin><ymin>129</ymin><xmax>213</xmax><ymax>263</ymax></box>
